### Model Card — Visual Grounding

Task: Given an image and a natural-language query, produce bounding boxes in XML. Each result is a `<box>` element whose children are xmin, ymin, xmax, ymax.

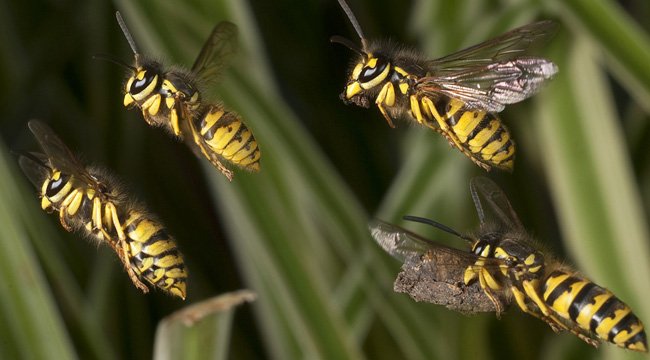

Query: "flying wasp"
<box><xmin>332</xmin><ymin>0</ymin><xmax>558</xmax><ymax>171</ymax></box>
<box><xmin>18</xmin><ymin>120</ymin><xmax>188</xmax><ymax>299</ymax></box>
<box><xmin>113</xmin><ymin>12</ymin><xmax>260</xmax><ymax>181</ymax></box>
<box><xmin>371</xmin><ymin>177</ymin><xmax>647</xmax><ymax>352</ymax></box>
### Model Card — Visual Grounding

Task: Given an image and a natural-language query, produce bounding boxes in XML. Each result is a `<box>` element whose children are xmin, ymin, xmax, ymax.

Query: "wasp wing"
<box><xmin>418</xmin><ymin>20</ymin><xmax>558</xmax><ymax>112</ymax></box>
<box><xmin>369</xmin><ymin>219</ymin><xmax>509</xmax><ymax>272</ymax></box>
<box><xmin>191</xmin><ymin>21</ymin><xmax>238</xmax><ymax>85</ymax></box>
<box><xmin>427</xmin><ymin>21</ymin><xmax>556</xmax><ymax>72</ymax></box>
<box><xmin>27</xmin><ymin>121</ymin><xmax>90</xmax><ymax>177</ymax></box>
<box><xmin>18</xmin><ymin>152</ymin><xmax>51</xmax><ymax>188</ymax></box>
<box><xmin>469</xmin><ymin>177</ymin><xmax>523</xmax><ymax>230</ymax></box>
<box><xmin>371</xmin><ymin>219</ymin><xmax>439</xmax><ymax>262</ymax></box>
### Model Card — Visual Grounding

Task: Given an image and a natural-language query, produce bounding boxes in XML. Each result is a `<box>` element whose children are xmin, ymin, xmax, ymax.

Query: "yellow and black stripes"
<box><xmin>116</xmin><ymin>13</ymin><xmax>261</xmax><ymax>180</ymax></box>
<box><xmin>335</xmin><ymin>5</ymin><xmax>558</xmax><ymax>172</ymax></box>
<box><xmin>411</xmin><ymin>96</ymin><xmax>515</xmax><ymax>171</ymax></box>
<box><xmin>39</xmin><ymin>169</ymin><xmax>188</xmax><ymax>299</ymax></box>
<box><xmin>123</xmin><ymin>64</ymin><xmax>202</xmax><ymax>137</ymax></box>
<box><xmin>394</xmin><ymin>178</ymin><xmax>647</xmax><ymax>352</ymax></box>
<box><xmin>543</xmin><ymin>271</ymin><xmax>647</xmax><ymax>352</ymax></box>
<box><xmin>122</xmin><ymin>61</ymin><xmax>260</xmax><ymax>178</ymax></box>
<box><xmin>124</xmin><ymin>212</ymin><xmax>187</xmax><ymax>299</ymax></box>
<box><xmin>341</xmin><ymin>51</ymin><xmax>515</xmax><ymax>171</ymax></box>
<box><xmin>19</xmin><ymin>123</ymin><xmax>188</xmax><ymax>300</ymax></box>
<box><xmin>195</xmin><ymin>105</ymin><xmax>261</xmax><ymax>171</ymax></box>
<box><xmin>463</xmin><ymin>233</ymin><xmax>646</xmax><ymax>351</ymax></box>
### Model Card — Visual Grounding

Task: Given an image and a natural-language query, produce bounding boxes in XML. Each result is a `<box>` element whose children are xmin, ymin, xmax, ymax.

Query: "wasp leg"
<box><xmin>511</xmin><ymin>285</ymin><xmax>562</xmax><ymax>328</ymax></box>
<box><xmin>376</xmin><ymin>103</ymin><xmax>396</xmax><ymax>128</ymax></box>
<box><xmin>90</xmin><ymin>197</ymin><xmax>105</xmax><ymax>238</ymax></box>
<box><xmin>418</xmin><ymin>97</ymin><xmax>492</xmax><ymax>171</ymax></box>
<box><xmin>105</xmin><ymin>202</ymin><xmax>149</xmax><ymax>294</ymax></box>
<box><xmin>194</xmin><ymin>133</ymin><xmax>234</xmax><ymax>181</ymax></box>
<box><xmin>141</xmin><ymin>114</ymin><xmax>158</xmax><ymax>127</ymax></box>
<box><xmin>375</xmin><ymin>83</ymin><xmax>396</xmax><ymax>128</ymax></box>
<box><xmin>170</xmin><ymin>106</ymin><xmax>182</xmax><ymax>136</ymax></box>
<box><xmin>436</xmin><ymin>128</ymin><xmax>492</xmax><ymax>171</ymax></box>
<box><xmin>169</xmin><ymin>93</ymin><xmax>185</xmax><ymax>137</ymax></box>
<box><xmin>185</xmin><ymin>104</ymin><xmax>234</xmax><ymax>181</ymax></box>
<box><xmin>518</xmin><ymin>280</ymin><xmax>600</xmax><ymax>347</ymax></box>
<box><xmin>477</xmin><ymin>270</ymin><xmax>504</xmax><ymax>317</ymax></box>
<box><xmin>464</xmin><ymin>265</ymin><xmax>504</xmax><ymax>315</ymax></box>
<box><xmin>57</xmin><ymin>189</ymin><xmax>85</xmax><ymax>231</ymax></box>
<box><xmin>139</xmin><ymin>93</ymin><xmax>163</xmax><ymax>127</ymax></box>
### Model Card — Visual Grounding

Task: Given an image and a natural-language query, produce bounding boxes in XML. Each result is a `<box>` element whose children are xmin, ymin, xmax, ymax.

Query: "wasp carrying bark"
<box><xmin>332</xmin><ymin>0</ymin><xmax>558</xmax><ymax>171</ymax></box>
<box><xmin>111</xmin><ymin>12</ymin><xmax>260</xmax><ymax>181</ymax></box>
<box><xmin>19</xmin><ymin>120</ymin><xmax>188</xmax><ymax>299</ymax></box>
<box><xmin>371</xmin><ymin>177</ymin><xmax>646</xmax><ymax>352</ymax></box>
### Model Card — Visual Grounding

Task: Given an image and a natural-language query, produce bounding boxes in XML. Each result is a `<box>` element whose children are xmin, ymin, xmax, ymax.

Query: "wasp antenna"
<box><xmin>92</xmin><ymin>53</ymin><xmax>136</xmax><ymax>71</ymax></box>
<box><xmin>116</xmin><ymin>11</ymin><xmax>139</xmax><ymax>56</ymax></box>
<box><xmin>403</xmin><ymin>215</ymin><xmax>472</xmax><ymax>242</ymax></box>
<box><xmin>336</xmin><ymin>0</ymin><xmax>369</xmax><ymax>51</ymax></box>
<box><xmin>330</xmin><ymin>35</ymin><xmax>366</xmax><ymax>57</ymax></box>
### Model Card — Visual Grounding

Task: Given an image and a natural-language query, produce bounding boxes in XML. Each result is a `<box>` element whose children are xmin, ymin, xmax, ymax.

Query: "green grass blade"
<box><xmin>0</xmin><ymin>143</ymin><xmax>77</xmax><ymax>360</ymax></box>
<box><xmin>153</xmin><ymin>290</ymin><xmax>256</xmax><ymax>360</ymax></box>
<box><xmin>535</xmin><ymin>33</ymin><xmax>650</xmax><ymax>360</ymax></box>
<box><xmin>551</xmin><ymin>0</ymin><xmax>650</xmax><ymax>110</ymax></box>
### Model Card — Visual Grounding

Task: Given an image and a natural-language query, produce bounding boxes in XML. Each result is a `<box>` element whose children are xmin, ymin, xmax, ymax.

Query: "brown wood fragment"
<box><xmin>393</xmin><ymin>251</ymin><xmax>509</xmax><ymax>314</ymax></box>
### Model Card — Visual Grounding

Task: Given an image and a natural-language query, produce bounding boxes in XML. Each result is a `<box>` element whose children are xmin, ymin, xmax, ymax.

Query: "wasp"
<box><xmin>370</xmin><ymin>177</ymin><xmax>647</xmax><ymax>352</ymax></box>
<box><xmin>114</xmin><ymin>12</ymin><xmax>260</xmax><ymax>181</ymax></box>
<box><xmin>18</xmin><ymin>120</ymin><xmax>188</xmax><ymax>299</ymax></box>
<box><xmin>332</xmin><ymin>0</ymin><xmax>558</xmax><ymax>171</ymax></box>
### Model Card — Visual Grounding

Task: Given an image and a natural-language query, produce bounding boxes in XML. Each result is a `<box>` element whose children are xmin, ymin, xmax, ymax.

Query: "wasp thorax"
<box><xmin>494</xmin><ymin>238</ymin><xmax>546</xmax><ymax>275</ymax></box>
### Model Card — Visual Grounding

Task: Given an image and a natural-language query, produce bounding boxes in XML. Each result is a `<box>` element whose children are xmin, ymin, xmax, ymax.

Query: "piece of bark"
<box><xmin>393</xmin><ymin>251</ymin><xmax>509</xmax><ymax>314</ymax></box>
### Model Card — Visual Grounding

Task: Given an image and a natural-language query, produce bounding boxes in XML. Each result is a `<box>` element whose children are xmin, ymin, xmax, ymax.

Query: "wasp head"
<box><xmin>341</xmin><ymin>52</ymin><xmax>392</xmax><ymax>108</ymax></box>
<box><xmin>123</xmin><ymin>62</ymin><xmax>163</xmax><ymax>107</ymax></box>
<box><xmin>332</xmin><ymin>36</ymin><xmax>391</xmax><ymax>108</ymax></box>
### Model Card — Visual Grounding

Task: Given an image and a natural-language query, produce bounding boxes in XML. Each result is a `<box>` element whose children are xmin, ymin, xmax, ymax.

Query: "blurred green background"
<box><xmin>1</xmin><ymin>0</ymin><xmax>649</xmax><ymax>359</ymax></box>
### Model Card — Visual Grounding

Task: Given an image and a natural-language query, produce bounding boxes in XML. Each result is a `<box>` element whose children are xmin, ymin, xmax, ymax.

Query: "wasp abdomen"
<box><xmin>197</xmin><ymin>105</ymin><xmax>261</xmax><ymax>171</ymax></box>
<box><xmin>543</xmin><ymin>271</ymin><xmax>647</xmax><ymax>352</ymax></box>
<box><xmin>124</xmin><ymin>212</ymin><xmax>187</xmax><ymax>299</ymax></box>
<box><xmin>416</xmin><ymin>96</ymin><xmax>515</xmax><ymax>170</ymax></box>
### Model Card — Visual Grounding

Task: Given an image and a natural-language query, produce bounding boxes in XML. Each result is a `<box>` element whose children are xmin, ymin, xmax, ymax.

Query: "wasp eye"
<box><xmin>359</xmin><ymin>56</ymin><xmax>388</xmax><ymax>83</ymax></box>
<box><xmin>46</xmin><ymin>174</ymin><xmax>68</xmax><ymax>197</ymax></box>
<box><xmin>472</xmin><ymin>241</ymin><xmax>486</xmax><ymax>256</ymax></box>
<box><xmin>130</xmin><ymin>70</ymin><xmax>157</xmax><ymax>94</ymax></box>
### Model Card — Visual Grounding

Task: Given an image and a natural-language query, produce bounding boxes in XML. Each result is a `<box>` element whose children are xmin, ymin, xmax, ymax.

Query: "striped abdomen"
<box><xmin>124</xmin><ymin>212</ymin><xmax>187</xmax><ymax>299</ymax></box>
<box><xmin>543</xmin><ymin>271</ymin><xmax>647</xmax><ymax>352</ymax></box>
<box><xmin>415</xmin><ymin>96</ymin><xmax>515</xmax><ymax>171</ymax></box>
<box><xmin>39</xmin><ymin>170</ymin><xmax>187</xmax><ymax>299</ymax></box>
<box><xmin>196</xmin><ymin>104</ymin><xmax>261</xmax><ymax>171</ymax></box>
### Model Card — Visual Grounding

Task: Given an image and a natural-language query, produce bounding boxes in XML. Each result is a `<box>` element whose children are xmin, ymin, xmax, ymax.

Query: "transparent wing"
<box><xmin>370</xmin><ymin>219</ymin><xmax>440</xmax><ymax>262</ymax></box>
<box><xmin>27</xmin><ymin>120</ymin><xmax>89</xmax><ymax>178</ymax></box>
<box><xmin>469</xmin><ymin>177</ymin><xmax>523</xmax><ymax>230</ymax></box>
<box><xmin>369</xmin><ymin>219</ymin><xmax>509</xmax><ymax>274</ymax></box>
<box><xmin>18</xmin><ymin>152</ymin><xmax>51</xmax><ymax>188</ymax></box>
<box><xmin>427</xmin><ymin>20</ymin><xmax>556</xmax><ymax>73</ymax></box>
<box><xmin>191</xmin><ymin>21</ymin><xmax>238</xmax><ymax>85</ymax></box>
<box><xmin>418</xmin><ymin>20</ymin><xmax>558</xmax><ymax>112</ymax></box>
